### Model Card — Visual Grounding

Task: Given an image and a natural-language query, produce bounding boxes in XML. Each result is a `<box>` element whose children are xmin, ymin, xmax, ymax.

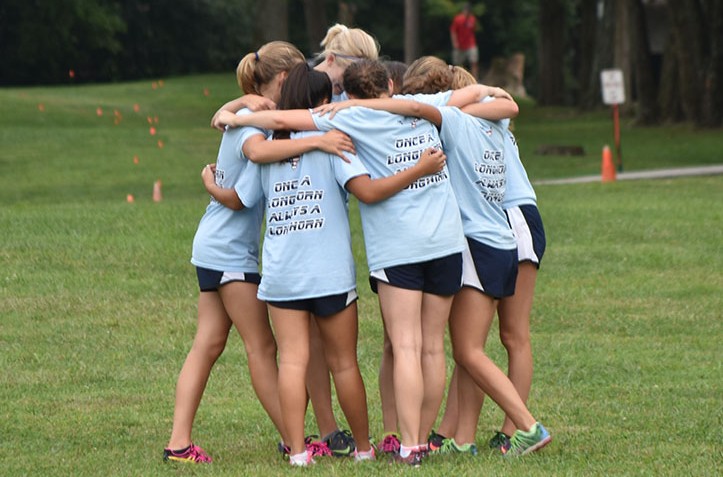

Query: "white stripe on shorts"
<box><xmin>346</xmin><ymin>290</ymin><xmax>358</xmax><ymax>306</ymax></box>
<box><xmin>369</xmin><ymin>269</ymin><xmax>389</xmax><ymax>284</ymax></box>
<box><xmin>220</xmin><ymin>271</ymin><xmax>248</xmax><ymax>285</ymax></box>
<box><xmin>506</xmin><ymin>206</ymin><xmax>539</xmax><ymax>264</ymax></box>
<box><xmin>461</xmin><ymin>241</ymin><xmax>485</xmax><ymax>293</ymax></box>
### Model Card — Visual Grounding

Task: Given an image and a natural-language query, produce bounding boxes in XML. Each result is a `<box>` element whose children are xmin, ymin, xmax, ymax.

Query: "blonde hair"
<box><xmin>318</xmin><ymin>24</ymin><xmax>380</xmax><ymax>69</ymax></box>
<box><xmin>450</xmin><ymin>66</ymin><xmax>477</xmax><ymax>88</ymax></box>
<box><xmin>401</xmin><ymin>56</ymin><xmax>454</xmax><ymax>94</ymax></box>
<box><xmin>236</xmin><ymin>41</ymin><xmax>305</xmax><ymax>95</ymax></box>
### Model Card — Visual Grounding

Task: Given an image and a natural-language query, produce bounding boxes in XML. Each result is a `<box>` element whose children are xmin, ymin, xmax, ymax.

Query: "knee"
<box><xmin>499</xmin><ymin>327</ymin><xmax>531</xmax><ymax>353</ymax></box>
<box><xmin>191</xmin><ymin>335</ymin><xmax>227</xmax><ymax>362</ymax></box>
<box><xmin>244</xmin><ymin>333</ymin><xmax>277</xmax><ymax>361</ymax></box>
<box><xmin>452</xmin><ymin>346</ymin><xmax>477</xmax><ymax>370</ymax></box>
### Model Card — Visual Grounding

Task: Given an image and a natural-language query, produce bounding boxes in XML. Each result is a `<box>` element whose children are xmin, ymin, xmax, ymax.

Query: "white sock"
<box><xmin>354</xmin><ymin>448</ymin><xmax>375</xmax><ymax>461</ymax></box>
<box><xmin>289</xmin><ymin>450</ymin><xmax>309</xmax><ymax>466</ymax></box>
<box><xmin>399</xmin><ymin>444</ymin><xmax>414</xmax><ymax>458</ymax></box>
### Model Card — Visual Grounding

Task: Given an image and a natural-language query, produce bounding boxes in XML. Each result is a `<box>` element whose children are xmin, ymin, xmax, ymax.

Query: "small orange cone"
<box><xmin>126</xmin><ymin>194</ymin><xmax>135</xmax><ymax>203</ymax></box>
<box><xmin>601</xmin><ymin>145</ymin><xmax>616</xmax><ymax>182</ymax></box>
<box><xmin>153</xmin><ymin>180</ymin><xmax>163</xmax><ymax>202</ymax></box>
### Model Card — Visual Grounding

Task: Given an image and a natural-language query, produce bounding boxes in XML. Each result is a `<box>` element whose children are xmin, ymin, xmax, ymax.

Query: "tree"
<box><xmin>404</xmin><ymin>0</ymin><xmax>421</xmax><ymax>64</ymax></box>
<box><xmin>628</xmin><ymin>0</ymin><xmax>659</xmax><ymax>124</ymax></box>
<box><xmin>664</xmin><ymin>0</ymin><xmax>722</xmax><ymax>127</ymax></box>
<box><xmin>254</xmin><ymin>0</ymin><xmax>289</xmax><ymax>45</ymax></box>
<box><xmin>537</xmin><ymin>0</ymin><xmax>566</xmax><ymax>105</ymax></box>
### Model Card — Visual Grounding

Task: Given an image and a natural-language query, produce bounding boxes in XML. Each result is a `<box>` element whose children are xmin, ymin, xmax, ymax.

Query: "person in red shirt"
<box><xmin>450</xmin><ymin>2</ymin><xmax>479</xmax><ymax>80</ymax></box>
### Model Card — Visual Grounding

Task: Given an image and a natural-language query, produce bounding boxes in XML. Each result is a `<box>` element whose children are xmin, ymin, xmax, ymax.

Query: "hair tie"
<box><xmin>254</xmin><ymin>51</ymin><xmax>260</xmax><ymax>61</ymax></box>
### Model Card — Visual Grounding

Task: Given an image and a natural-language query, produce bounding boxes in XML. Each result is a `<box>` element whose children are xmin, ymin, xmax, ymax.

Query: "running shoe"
<box><xmin>393</xmin><ymin>449</ymin><xmax>423</xmax><ymax>467</ymax></box>
<box><xmin>163</xmin><ymin>443</ymin><xmax>212</xmax><ymax>463</ymax></box>
<box><xmin>322</xmin><ymin>429</ymin><xmax>356</xmax><ymax>457</ymax></box>
<box><xmin>289</xmin><ymin>450</ymin><xmax>316</xmax><ymax>467</ymax></box>
<box><xmin>488</xmin><ymin>431</ymin><xmax>511</xmax><ymax>453</ymax></box>
<box><xmin>427</xmin><ymin>430</ymin><xmax>447</xmax><ymax>452</ymax></box>
<box><xmin>354</xmin><ymin>446</ymin><xmax>376</xmax><ymax>462</ymax></box>
<box><xmin>439</xmin><ymin>438</ymin><xmax>478</xmax><ymax>456</ymax></box>
<box><xmin>306</xmin><ymin>440</ymin><xmax>333</xmax><ymax>457</ymax></box>
<box><xmin>502</xmin><ymin>422</ymin><xmax>552</xmax><ymax>457</ymax></box>
<box><xmin>378</xmin><ymin>432</ymin><xmax>401</xmax><ymax>455</ymax></box>
<box><xmin>277</xmin><ymin>441</ymin><xmax>290</xmax><ymax>459</ymax></box>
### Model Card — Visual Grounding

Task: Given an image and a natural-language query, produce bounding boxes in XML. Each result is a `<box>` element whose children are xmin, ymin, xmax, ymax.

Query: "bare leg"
<box><xmin>314</xmin><ymin>302</ymin><xmax>371</xmax><ymax>452</ymax></box>
<box><xmin>419</xmin><ymin>292</ymin><xmax>454</xmax><ymax>443</ymax></box>
<box><xmin>269</xmin><ymin>305</ymin><xmax>311</xmax><ymax>456</ymax></box>
<box><xmin>379</xmin><ymin>317</ymin><xmax>397</xmax><ymax>434</ymax></box>
<box><xmin>218</xmin><ymin>282</ymin><xmax>287</xmax><ymax>443</ymax></box>
<box><xmin>378</xmin><ymin>283</ymin><xmax>424</xmax><ymax>448</ymax></box>
<box><xmin>497</xmin><ymin>262</ymin><xmax>537</xmax><ymax>436</ymax></box>
<box><xmin>306</xmin><ymin>319</ymin><xmax>338</xmax><ymax>437</ymax></box>
<box><xmin>435</xmin><ymin>366</ymin><xmax>459</xmax><ymax>438</ymax></box>
<box><xmin>167</xmin><ymin>291</ymin><xmax>231</xmax><ymax>449</ymax></box>
<box><xmin>450</xmin><ymin>287</ymin><xmax>536</xmax><ymax>434</ymax></box>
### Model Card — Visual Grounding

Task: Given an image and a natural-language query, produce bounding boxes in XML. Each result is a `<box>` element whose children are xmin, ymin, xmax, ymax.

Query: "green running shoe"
<box><xmin>322</xmin><ymin>429</ymin><xmax>356</xmax><ymax>457</ymax></box>
<box><xmin>503</xmin><ymin>422</ymin><xmax>551</xmax><ymax>457</ymax></box>
<box><xmin>439</xmin><ymin>438</ymin><xmax>478</xmax><ymax>456</ymax></box>
<box><xmin>488</xmin><ymin>431</ymin><xmax>511</xmax><ymax>453</ymax></box>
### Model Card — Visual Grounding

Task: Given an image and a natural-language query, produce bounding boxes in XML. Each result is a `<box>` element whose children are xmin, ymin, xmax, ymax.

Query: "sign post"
<box><xmin>600</xmin><ymin>69</ymin><xmax>625</xmax><ymax>172</ymax></box>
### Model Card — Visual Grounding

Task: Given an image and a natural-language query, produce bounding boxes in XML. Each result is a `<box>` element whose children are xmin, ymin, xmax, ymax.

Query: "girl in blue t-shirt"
<box><xmin>164</xmin><ymin>41</ymin><xmax>357</xmax><ymax>464</ymax></box>
<box><xmin>202</xmin><ymin>62</ymin><xmax>446</xmax><ymax>467</ymax></box>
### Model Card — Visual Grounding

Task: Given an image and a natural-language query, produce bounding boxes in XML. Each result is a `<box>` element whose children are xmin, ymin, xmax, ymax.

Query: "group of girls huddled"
<box><xmin>163</xmin><ymin>23</ymin><xmax>551</xmax><ymax>468</ymax></box>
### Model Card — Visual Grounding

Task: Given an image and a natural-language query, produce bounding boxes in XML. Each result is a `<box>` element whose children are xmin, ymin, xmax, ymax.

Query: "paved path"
<box><xmin>533</xmin><ymin>164</ymin><xmax>723</xmax><ymax>185</ymax></box>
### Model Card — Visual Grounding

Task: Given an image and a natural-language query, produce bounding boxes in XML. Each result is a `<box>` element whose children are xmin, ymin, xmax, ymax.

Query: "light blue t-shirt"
<box><xmin>499</xmin><ymin>118</ymin><xmax>537</xmax><ymax>209</ymax></box>
<box><xmin>394</xmin><ymin>91</ymin><xmax>453</xmax><ymax>107</ymax></box>
<box><xmin>312</xmin><ymin>107</ymin><xmax>466</xmax><ymax>271</ymax></box>
<box><xmin>234</xmin><ymin>130</ymin><xmax>368</xmax><ymax>301</ymax></box>
<box><xmin>191</xmin><ymin>109</ymin><xmax>266</xmax><ymax>272</ymax></box>
<box><xmin>438</xmin><ymin>106</ymin><xmax>516</xmax><ymax>250</ymax></box>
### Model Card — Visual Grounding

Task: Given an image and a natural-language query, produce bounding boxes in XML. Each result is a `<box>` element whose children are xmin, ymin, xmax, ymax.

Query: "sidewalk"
<box><xmin>533</xmin><ymin>164</ymin><xmax>723</xmax><ymax>185</ymax></box>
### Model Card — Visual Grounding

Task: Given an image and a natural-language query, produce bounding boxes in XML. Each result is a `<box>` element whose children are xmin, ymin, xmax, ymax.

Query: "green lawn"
<box><xmin>1</xmin><ymin>75</ymin><xmax>721</xmax><ymax>476</ymax></box>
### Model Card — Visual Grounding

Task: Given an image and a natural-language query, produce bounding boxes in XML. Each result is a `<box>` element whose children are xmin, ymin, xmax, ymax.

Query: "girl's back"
<box><xmin>312</xmin><ymin>107</ymin><xmax>465</xmax><ymax>271</ymax></box>
<box><xmin>235</xmin><ymin>130</ymin><xmax>367</xmax><ymax>301</ymax></box>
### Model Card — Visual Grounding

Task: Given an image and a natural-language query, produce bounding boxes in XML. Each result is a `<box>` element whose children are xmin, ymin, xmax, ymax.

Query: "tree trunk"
<box><xmin>302</xmin><ymin>0</ymin><xmax>328</xmax><ymax>54</ymax></box>
<box><xmin>537</xmin><ymin>0</ymin><xmax>566</xmax><ymax>105</ymax></box>
<box><xmin>575</xmin><ymin>0</ymin><xmax>598</xmax><ymax>106</ymax></box>
<box><xmin>666</xmin><ymin>0</ymin><xmax>704</xmax><ymax>124</ymax></box>
<box><xmin>404</xmin><ymin>0</ymin><xmax>420</xmax><ymax>65</ymax></box>
<box><xmin>628</xmin><ymin>0</ymin><xmax>659</xmax><ymax>124</ymax></box>
<box><xmin>613</xmin><ymin>0</ymin><xmax>632</xmax><ymax>115</ymax></box>
<box><xmin>254</xmin><ymin>0</ymin><xmax>288</xmax><ymax>44</ymax></box>
<box><xmin>580</xmin><ymin>0</ymin><xmax>616</xmax><ymax>110</ymax></box>
<box><xmin>700</xmin><ymin>0</ymin><xmax>723</xmax><ymax>127</ymax></box>
<box><xmin>658</xmin><ymin>26</ymin><xmax>683</xmax><ymax>123</ymax></box>
<box><xmin>338</xmin><ymin>2</ymin><xmax>356</xmax><ymax>26</ymax></box>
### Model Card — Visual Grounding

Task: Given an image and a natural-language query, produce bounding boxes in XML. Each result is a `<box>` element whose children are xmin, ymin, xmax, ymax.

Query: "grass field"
<box><xmin>1</xmin><ymin>74</ymin><xmax>722</xmax><ymax>476</ymax></box>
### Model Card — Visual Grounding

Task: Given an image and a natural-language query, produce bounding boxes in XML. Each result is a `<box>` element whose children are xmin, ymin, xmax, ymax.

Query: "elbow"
<box><xmin>245</xmin><ymin>147</ymin><xmax>262</xmax><ymax>163</ymax></box>
<box><xmin>508</xmin><ymin>101</ymin><xmax>520</xmax><ymax>118</ymax></box>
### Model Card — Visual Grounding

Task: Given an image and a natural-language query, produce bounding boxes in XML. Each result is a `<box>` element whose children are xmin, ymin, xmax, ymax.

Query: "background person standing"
<box><xmin>450</xmin><ymin>3</ymin><xmax>479</xmax><ymax>80</ymax></box>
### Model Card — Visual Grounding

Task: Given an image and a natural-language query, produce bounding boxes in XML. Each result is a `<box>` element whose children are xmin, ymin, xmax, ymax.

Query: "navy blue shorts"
<box><xmin>369</xmin><ymin>252</ymin><xmax>463</xmax><ymax>296</ymax></box>
<box><xmin>196</xmin><ymin>267</ymin><xmax>261</xmax><ymax>292</ymax></box>
<box><xmin>267</xmin><ymin>290</ymin><xmax>358</xmax><ymax>317</ymax></box>
<box><xmin>461</xmin><ymin>238</ymin><xmax>517</xmax><ymax>299</ymax></box>
<box><xmin>505</xmin><ymin>204</ymin><xmax>546</xmax><ymax>268</ymax></box>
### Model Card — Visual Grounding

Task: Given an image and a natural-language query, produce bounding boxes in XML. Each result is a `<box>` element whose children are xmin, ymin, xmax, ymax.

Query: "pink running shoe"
<box><xmin>163</xmin><ymin>443</ymin><xmax>212</xmax><ymax>463</ymax></box>
<box><xmin>306</xmin><ymin>440</ymin><xmax>333</xmax><ymax>457</ymax></box>
<box><xmin>378</xmin><ymin>433</ymin><xmax>401</xmax><ymax>455</ymax></box>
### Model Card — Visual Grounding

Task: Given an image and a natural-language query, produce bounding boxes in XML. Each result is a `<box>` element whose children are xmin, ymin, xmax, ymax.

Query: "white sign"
<box><xmin>600</xmin><ymin>69</ymin><xmax>625</xmax><ymax>105</ymax></box>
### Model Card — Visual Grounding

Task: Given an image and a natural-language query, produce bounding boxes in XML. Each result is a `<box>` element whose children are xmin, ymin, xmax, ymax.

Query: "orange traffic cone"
<box><xmin>153</xmin><ymin>180</ymin><xmax>163</xmax><ymax>202</ymax></box>
<box><xmin>601</xmin><ymin>145</ymin><xmax>616</xmax><ymax>182</ymax></box>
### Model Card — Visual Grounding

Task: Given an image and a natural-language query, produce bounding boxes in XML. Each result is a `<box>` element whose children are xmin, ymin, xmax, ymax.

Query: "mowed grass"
<box><xmin>1</xmin><ymin>75</ymin><xmax>721</xmax><ymax>476</ymax></box>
